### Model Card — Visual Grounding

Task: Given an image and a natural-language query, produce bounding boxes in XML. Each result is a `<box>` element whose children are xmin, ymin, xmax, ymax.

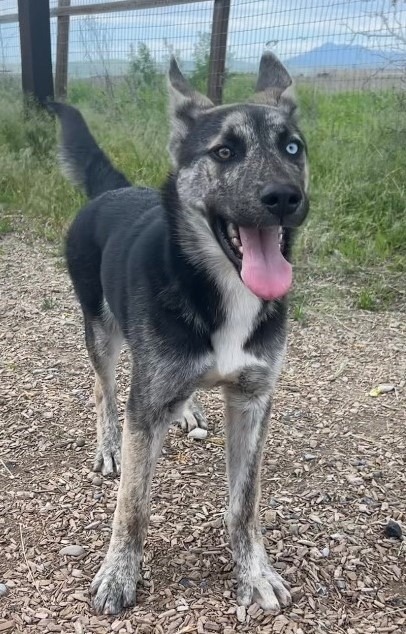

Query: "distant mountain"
<box><xmin>285</xmin><ymin>42</ymin><xmax>404</xmax><ymax>73</ymax></box>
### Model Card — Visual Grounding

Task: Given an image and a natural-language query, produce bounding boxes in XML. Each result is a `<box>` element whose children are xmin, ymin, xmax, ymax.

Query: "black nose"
<box><xmin>260</xmin><ymin>183</ymin><xmax>302</xmax><ymax>216</ymax></box>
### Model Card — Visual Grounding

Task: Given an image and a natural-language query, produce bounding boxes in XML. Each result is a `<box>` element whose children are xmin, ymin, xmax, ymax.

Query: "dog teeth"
<box><xmin>278</xmin><ymin>227</ymin><xmax>283</xmax><ymax>250</ymax></box>
<box><xmin>227</xmin><ymin>222</ymin><xmax>239</xmax><ymax>239</ymax></box>
<box><xmin>225</xmin><ymin>222</ymin><xmax>242</xmax><ymax>256</ymax></box>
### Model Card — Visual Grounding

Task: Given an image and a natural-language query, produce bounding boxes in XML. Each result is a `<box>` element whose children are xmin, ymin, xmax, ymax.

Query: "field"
<box><xmin>0</xmin><ymin>71</ymin><xmax>405</xmax><ymax>634</ymax></box>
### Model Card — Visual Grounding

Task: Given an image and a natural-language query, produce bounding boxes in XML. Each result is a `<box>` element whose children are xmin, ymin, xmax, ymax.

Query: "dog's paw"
<box><xmin>93</xmin><ymin>431</ymin><xmax>122</xmax><ymax>476</ymax></box>
<box><xmin>90</xmin><ymin>552</ymin><xmax>140</xmax><ymax>614</ymax></box>
<box><xmin>177</xmin><ymin>397</ymin><xmax>207</xmax><ymax>433</ymax></box>
<box><xmin>237</xmin><ymin>566</ymin><xmax>291</xmax><ymax>613</ymax></box>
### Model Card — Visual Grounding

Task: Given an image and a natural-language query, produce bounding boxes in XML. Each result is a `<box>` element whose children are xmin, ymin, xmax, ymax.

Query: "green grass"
<box><xmin>0</xmin><ymin>75</ymin><xmax>404</xmax><ymax>311</ymax></box>
<box><xmin>41</xmin><ymin>297</ymin><xmax>57</xmax><ymax>311</ymax></box>
<box><xmin>298</xmin><ymin>88</ymin><xmax>406</xmax><ymax>273</ymax></box>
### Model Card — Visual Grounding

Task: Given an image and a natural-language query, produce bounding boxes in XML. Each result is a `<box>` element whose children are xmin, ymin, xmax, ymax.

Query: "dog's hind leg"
<box><xmin>175</xmin><ymin>393</ymin><xmax>207</xmax><ymax>433</ymax></box>
<box><xmin>224</xmin><ymin>381</ymin><xmax>291</xmax><ymax>613</ymax></box>
<box><xmin>84</xmin><ymin>311</ymin><xmax>123</xmax><ymax>476</ymax></box>
<box><xmin>90</xmin><ymin>373</ymin><xmax>180</xmax><ymax>614</ymax></box>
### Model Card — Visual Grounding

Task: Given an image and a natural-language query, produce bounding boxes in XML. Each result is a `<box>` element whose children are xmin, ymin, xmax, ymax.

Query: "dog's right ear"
<box><xmin>168</xmin><ymin>57</ymin><xmax>213</xmax><ymax>165</ymax></box>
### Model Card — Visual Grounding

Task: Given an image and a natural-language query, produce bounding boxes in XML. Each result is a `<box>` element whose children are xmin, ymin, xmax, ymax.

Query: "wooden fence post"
<box><xmin>55</xmin><ymin>0</ymin><xmax>70</xmax><ymax>100</ymax></box>
<box><xmin>207</xmin><ymin>0</ymin><xmax>230</xmax><ymax>105</ymax></box>
<box><xmin>17</xmin><ymin>0</ymin><xmax>54</xmax><ymax>105</ymax></box>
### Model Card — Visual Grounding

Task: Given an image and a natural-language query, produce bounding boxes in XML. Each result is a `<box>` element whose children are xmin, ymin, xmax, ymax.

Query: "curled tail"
<box><xmin>47</xmin><ymin>102</ymin><xmax>131</xmax><ymax>199</ymax></box>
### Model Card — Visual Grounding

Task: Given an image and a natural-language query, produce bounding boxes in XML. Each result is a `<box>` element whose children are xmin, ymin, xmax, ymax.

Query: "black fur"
<box><xmin>52</xmin><ymin>50</ymin><xmax>310</xmax><ymax>613</ymax></box>
<box><xmin>47</xmin><ymin>102</ymin><xmax>130</xmax><ymax>199</ymax></box>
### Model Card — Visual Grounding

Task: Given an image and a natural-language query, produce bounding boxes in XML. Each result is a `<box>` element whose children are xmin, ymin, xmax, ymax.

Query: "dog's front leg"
<box><xmin>224</xmin><ymin>384</ymin><xmax>291</xmax><ymax>613</ymax></box>
<box><xmin>90</xmin><ymin>389</ymin><xmax>171</xmax><ymax>614</ymax></box>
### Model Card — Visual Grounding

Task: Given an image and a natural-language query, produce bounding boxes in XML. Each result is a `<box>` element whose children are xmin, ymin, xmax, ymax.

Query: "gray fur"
<box><xmin>224</xmin><ymin>383</ymin><xmax>291</xmax><ymax>610</ymax></box>
<box><xmin>255</xmin><ymin>50</ymin><xmax>292</xmax><ymax>97</ymax></box>
<box><xmin>55</xmin><ymin>51</ymin><xmax>310</xmax><ymax>615</ymax></box>
<box><xmin>84</xmin><ymin>311</ymin><xmax>123</xmax><ymax>475</ymax></box>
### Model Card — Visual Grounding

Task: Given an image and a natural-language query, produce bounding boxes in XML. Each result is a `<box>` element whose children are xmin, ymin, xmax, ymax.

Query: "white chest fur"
<box><xmin>208</xmin><ymin>270</ymin><xmax>265</xmax><ymax>382</ymax></box>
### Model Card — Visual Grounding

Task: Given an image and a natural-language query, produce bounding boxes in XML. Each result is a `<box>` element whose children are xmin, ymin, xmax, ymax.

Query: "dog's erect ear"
<box><xmin>253</xmin><ymin>51</ymin><xmax>293</xmax><ymax>105</ymax></box>
<box><xmin>168</xmin><ymin>57</ymin><xmax>214</xmax><ymax>165</ymax></box>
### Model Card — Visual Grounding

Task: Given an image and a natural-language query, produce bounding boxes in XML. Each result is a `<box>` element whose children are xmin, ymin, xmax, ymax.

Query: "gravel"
<box><xmin>0</xmin><ymin>235</ymin><xmax>405</xmax><ymax>633</ymax></box>
<box><xmin>188</xmin><ymin>428</ymin><xmax>208</xmax><ymax>440</ymax></box>
<box><xmin>384</xmin><ymin>520</ymin><xmax>403</xmax><ymax>540</ymax></box>
<box><xmin>59</xmin><ymin>545</ymin><xmax>85</xmax><ymax>557</ymax></box>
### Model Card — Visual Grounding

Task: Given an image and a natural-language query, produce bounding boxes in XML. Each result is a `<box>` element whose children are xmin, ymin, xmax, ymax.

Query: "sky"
<box><xmin>0</xmin><ymin>0</ymin><xmax>404</xmax><ymax>70</ymax></box>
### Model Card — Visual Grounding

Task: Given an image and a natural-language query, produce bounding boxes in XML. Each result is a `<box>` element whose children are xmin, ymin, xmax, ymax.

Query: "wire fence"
<box><xmin>0</xmin><ymin>0</ymin><xmax>405</xmax><ymax>100</ymax></box>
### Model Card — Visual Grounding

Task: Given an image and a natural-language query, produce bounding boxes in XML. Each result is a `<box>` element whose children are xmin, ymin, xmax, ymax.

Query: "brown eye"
<box><xmin>213</xmin><ymin>146</ymin><xmax>233</xmax><ymax>161</ymax></box>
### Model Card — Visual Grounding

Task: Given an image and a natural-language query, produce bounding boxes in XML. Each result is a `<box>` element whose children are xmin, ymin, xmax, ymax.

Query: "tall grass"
<box><xmin>0</xmin><ymin>75</ymin><xmax>404</xmax><ymax>280</ymax></box>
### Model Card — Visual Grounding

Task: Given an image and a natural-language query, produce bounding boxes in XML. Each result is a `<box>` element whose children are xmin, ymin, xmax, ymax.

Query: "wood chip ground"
<box><xmin>0</xmin><ymin>235</ymin><xmax>405</xmax><ymax>634</ymax></box>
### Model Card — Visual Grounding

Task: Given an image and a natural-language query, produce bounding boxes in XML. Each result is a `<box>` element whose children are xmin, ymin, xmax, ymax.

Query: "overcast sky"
<box><xmin>0</xmin><ymin>0</ymin><xmax>404</xmax><ymax>67</ymax></box>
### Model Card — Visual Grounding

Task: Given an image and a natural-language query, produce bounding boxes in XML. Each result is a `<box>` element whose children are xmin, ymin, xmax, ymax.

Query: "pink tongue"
<box><xmin>239</xmin><ymin>226</ymin><xmax>292</xmax><ymax>300</ymax></box>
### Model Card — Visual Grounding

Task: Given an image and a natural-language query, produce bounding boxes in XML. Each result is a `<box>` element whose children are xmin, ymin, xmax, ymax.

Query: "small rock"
<box><xmin>265</xmin><ymin>509</ymin><xmax>277</xmax><ymax>526</ymax></box>
<box><xmin>269</xmin><ymin>497</ymin><xmax>280</xmax><ymax>508</ymax></box>
<box><xmin>315</xmin><ymin>584</ymin><xmax>328</xmax><ymax>596</ymax></box>
<box><xmin>76</xmin><ymin>437</ymin><xmax>85</xmax><ymax>447</ymax></box>
<box><xmin>0</xmin><ymin>583</ymin><xmax>9</xmax><ymax>597</ymax></box>
<box><xmin>236</xmin><ymin>605</ymin><xmax>246</xmax><ymax>623</ymax></box>
<box><xmin>369</xmin><ymin>383</ymin><xmax>395</xmax><ymax>397</ymax></box>
<box><xmin>303</xmin><ymin>453</ymin><xmax>317</xmax><ymax>461</ymax></box>
<box><xmin>59</xmin><ymin>545</ymin><xmax>85</xmax><ymax>557</ymax></box>
<box><xmin>188</xmin><ymin>428</ymin><xmax>207</xmax><ymax>440</ymax></box>
<box><xmin>335</xmin><ymin>579</ymin><xmax>346</xmax><ymax>590</ymax></box>
<box><xmin>92</xmin><ymin>476</ymin><xmax>102</xmax><ymax>486</ymax></box>
<box><xmin>309</xmin><ymin>439</ymin><xmax>318</xmax><ymax>449</ymax></box>
<box><xmin>346</xmin><ymin>474</ymin><xmax>363</xmax><ymax>485</ymax></box>
<box><xmin>384</xmin><ymin>519</ymin><xmax>403</xmax><ymax>540</ymax></box>
<box><xmin>320</xmin><ymin>546</ymin><xmax>330</xmax><ymax>558</ymax></box>
<box><xmin>179</xmin><ymin>578</ymin><xmax>193</xmax><ymax>588</ymax></box>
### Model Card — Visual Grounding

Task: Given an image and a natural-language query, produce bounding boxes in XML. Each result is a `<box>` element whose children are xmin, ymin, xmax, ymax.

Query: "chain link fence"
<box><xmin>0</xmin><ymin>0</ymin><xmax>405</xmax><ymax>97</ymax></box>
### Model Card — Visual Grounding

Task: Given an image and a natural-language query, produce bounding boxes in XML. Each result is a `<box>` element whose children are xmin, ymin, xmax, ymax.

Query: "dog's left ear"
<box><xmin>168</xmin><ymin>57</ymin><xmax>214</xmax><ymax>165</ymax></box>
<box><xmin>254</xmin><ymin>51</ymin><xmax>295</xmax><ymax>108</ymax></box>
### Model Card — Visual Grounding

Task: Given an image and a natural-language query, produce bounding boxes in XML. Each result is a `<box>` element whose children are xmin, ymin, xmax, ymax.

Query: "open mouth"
<box><xmin>214</xmin><ymin>217</ymin><xmax>291</xmax><ymax>301</ymax></box>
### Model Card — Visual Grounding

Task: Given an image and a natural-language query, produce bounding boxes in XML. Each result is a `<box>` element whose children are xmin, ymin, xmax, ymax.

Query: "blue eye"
<box><xmin>286</xmin><ymin>141</ymin><xmax>299</xmax><ymax>155</ymax></box>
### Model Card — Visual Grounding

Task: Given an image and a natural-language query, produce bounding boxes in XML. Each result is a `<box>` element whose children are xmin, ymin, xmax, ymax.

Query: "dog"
<box><xmin>49</xmin><ymin>51</ymin><xmax>309</xmax><ymax>615</ymax></box>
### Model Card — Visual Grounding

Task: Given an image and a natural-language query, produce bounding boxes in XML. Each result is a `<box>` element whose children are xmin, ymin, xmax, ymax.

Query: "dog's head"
<box><xmin>166</xmin><ymin>52</ymin><xmax>309</xmax><ymax>301</ymax></box>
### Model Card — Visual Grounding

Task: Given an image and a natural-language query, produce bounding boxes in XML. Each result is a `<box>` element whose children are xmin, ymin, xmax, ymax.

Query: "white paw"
<box><xmin>93</xmin><ymin>430</ymin><xmax>122</xmax><ymax>476</ymax></box>
<box><xmin>177</xmin><ymin>397</ymin><xmax>207</xmax><ymax>433</ymax></box>
<box><xmin>237</xmin><ymin>565</ymin><xmax>291</xmax><ymax>613</ymax></box>
<box><xmin>90</xmin><ymin>551</ymin><xmax>140</xmax><ymax>614</ymax></box>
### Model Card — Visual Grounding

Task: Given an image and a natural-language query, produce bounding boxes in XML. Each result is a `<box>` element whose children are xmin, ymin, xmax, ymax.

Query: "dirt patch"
<box><xmin>0</xmin><ymin>235</ymin><xmax>405</xmax><ymax>634</ymax></box>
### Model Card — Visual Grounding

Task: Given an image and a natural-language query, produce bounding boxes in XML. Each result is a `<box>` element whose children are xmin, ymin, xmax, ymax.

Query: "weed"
<box><xmin>357</xmin><ymin>288</ymin><xmax>376</xmax><ymax>311</ymax></box>
<box><xmin>293</xmin><ymin>302</ymin><xmax>307</xmax><ymax>323</ymax></box>
<box><xmin>41</xmin><ymin>297</ymin><xmax>56</xmax><ymax>311</ymax></box>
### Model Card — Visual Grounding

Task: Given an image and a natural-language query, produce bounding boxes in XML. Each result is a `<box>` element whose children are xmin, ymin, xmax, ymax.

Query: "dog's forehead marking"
<box><xmin>222</xmin><ymin>107</ymin><xmax>287</xmax><ymax>133</ymax></box>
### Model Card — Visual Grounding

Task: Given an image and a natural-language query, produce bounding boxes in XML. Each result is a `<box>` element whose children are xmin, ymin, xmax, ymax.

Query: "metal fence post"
<box><xmin>207</xmin><ymin>0</ymin><xmax>231</xmax><ymax>105</ymax></box>
<box><xmin>17</xmin><ymin>0</ymin><xmax>54</xmax><ymax>105</ymax></box>
<box><xmin>55</xmin><ymin>0</ymin><xmax>70</xmax><ymax>100</ymax></box>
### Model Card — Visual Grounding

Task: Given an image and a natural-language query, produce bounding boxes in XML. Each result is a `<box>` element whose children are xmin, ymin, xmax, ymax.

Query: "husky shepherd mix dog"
<box><xmin>50</xmin><ymin>51</ymin><xmax>309</xmax><ymax>614</ymax></box>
